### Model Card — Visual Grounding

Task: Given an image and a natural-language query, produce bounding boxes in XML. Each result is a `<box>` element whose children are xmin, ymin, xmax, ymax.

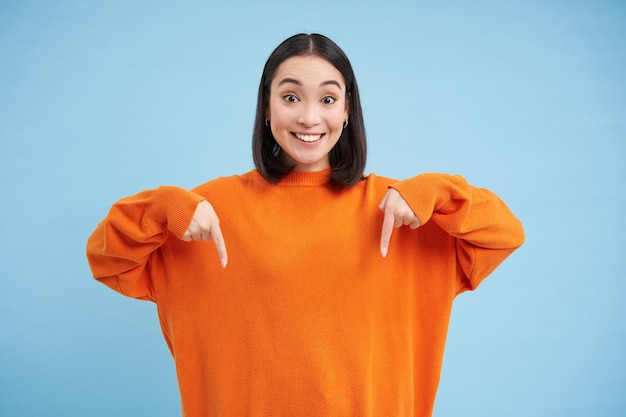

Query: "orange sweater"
<box><xmin>86</xmin><ymin>169</ymin><xmax>524</xmax><ymax>417</ymax></box>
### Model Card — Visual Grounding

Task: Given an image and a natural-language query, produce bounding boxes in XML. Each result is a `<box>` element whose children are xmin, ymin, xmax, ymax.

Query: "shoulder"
<box><xmin>191</xmin><ymin>169</ymin><xmax>264</xmax><ymax>197</ymax></box>
<box><xmin>363</xmin><ymin>172</ymin><xmax>397</xmax><ymax>184</ymax></box>
<box><xmin>361</xmin><ymin>172</ymin><xmax>399</xmax><ymax>190</ymax></box>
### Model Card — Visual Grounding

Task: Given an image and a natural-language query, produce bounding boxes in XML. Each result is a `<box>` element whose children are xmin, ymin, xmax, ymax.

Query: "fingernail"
<box><xmin>381</xmin><ymin>247</ymin><xmax>388</xmax><ymax>258</ymax></box>
<box><xmin>221</xmin><ymin>258</ymin><xmax>228</xmax><ymax>268</ymax></box>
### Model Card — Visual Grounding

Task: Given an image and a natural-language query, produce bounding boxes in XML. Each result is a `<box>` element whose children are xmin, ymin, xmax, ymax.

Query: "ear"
<box><xmin>344</xmin><ymin>92</ymin><xmax>351</xmax><ymax>120</ymax></box>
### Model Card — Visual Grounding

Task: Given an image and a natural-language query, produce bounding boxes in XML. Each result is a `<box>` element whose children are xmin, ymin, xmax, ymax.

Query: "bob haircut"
<box><xmin>252</xmin><ymin>33</ymin><xmax>367</xmax><ymax>187</ymax></box>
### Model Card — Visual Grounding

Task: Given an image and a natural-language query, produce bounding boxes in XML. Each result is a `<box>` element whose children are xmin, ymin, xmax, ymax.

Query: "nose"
<box><xmin>297</xmin><ymin>103</ymin><xmax>321</xmax><ymax>127</ymax></box>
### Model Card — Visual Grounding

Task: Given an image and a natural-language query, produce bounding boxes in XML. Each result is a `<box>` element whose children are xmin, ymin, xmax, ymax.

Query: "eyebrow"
<box><xmin>277</xmin><ymin>78</ymin><xmax>343</xmax><ymax>89</ymax></box>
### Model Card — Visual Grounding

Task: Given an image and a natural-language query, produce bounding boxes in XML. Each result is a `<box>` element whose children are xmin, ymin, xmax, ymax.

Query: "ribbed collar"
<box><xmin>277</xmin><ymin>169</ymin><xmax>332</xmax><ymax>186</ymax></box>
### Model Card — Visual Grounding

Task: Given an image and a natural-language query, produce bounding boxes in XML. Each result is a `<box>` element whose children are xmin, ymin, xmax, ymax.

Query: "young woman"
<box><xmin>87</xmin><ymin>33</ymin><xmax>524</xmax><ymax>417</ymax></box>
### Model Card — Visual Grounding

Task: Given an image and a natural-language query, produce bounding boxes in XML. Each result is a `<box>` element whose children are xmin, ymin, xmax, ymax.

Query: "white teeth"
<box><xmin>295</xmin><ymin>133</ymin><xmax>322</xmax><ymax>142</ymax></box>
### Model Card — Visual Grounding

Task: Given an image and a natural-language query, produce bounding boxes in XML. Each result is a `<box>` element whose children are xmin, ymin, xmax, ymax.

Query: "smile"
<box><xmin>294</xmin><ymin>133</ymin><xmax>324</xmax><ymax>143</ymax></box>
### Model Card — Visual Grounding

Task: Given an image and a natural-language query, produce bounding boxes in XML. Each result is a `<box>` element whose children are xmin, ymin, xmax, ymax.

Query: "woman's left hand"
<box><xmin>378</xmin><ymin>188</ymin><xmax>421</xmax><ymax>258</ymax></box>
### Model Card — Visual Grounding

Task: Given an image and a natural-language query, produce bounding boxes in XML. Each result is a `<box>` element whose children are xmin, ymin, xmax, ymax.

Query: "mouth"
<box><xmin>293</xmin><ymin>133</ymin><xmax>324</xmax><ymax>143</ymax></box>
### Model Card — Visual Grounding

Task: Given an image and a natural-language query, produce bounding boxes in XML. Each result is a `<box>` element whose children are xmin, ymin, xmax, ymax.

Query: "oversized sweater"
<box><xmin>86</xmin><ymin>169</ymin><xmax>524</xmax><ymax>417</ymax></box>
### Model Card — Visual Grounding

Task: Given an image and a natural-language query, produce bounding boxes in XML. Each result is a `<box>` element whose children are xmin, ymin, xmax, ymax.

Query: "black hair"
<box><xmin>252</xmin><ymin>33</ymin><xmax>367</xmax><ymax>187</ymax></box>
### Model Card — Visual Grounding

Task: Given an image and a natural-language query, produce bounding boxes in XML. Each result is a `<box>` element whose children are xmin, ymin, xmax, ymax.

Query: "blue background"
<box><xmin>1</xmin><ymin>1</ymin><xmax>624</xmax><ymax>416</ymax></box>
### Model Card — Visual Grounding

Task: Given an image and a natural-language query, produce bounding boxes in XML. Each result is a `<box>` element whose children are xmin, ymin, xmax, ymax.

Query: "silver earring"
<box><xmin>265</xmin><ymin>119</ymin><xmax>270</xmax><ymax>127</ymax></box>
<box><xmin>272</xmin><ymin>141</ymin><xmax>280</xmax><ymax>156</ymax></box>
<box><xmin>343</xmin><ymin>119</ymin><xmax>349</xmax><ymax>129</ymax></box>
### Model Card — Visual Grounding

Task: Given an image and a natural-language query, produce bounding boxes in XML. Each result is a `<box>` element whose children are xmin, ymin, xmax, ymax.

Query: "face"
<box><xmin>267</xmin><ymin>55</ymin><xmax>349</xmax><ymax>172</ymax></box>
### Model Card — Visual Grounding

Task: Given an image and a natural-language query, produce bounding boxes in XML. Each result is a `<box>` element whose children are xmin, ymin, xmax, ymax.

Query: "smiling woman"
<box><xmin>86</xmin><ymin>33</ymin><xmax>524</xmax><ymax>417</ymax></box>
<box><xmin>267</xmin><ymin>55</ymin><xmax>349</xmax><ymax>172</ymax></box>
<box><xmin>252</xmin><ymin>33</ymin><xmax>367</xmax><ymax>186</ymax></box>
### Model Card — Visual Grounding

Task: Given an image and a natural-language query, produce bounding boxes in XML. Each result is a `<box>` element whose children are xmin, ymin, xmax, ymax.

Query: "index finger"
<box><xmin>210</xmin><ymin>221</ymin><xmax>228</xmax><ymax>268</ymax></box>
<box><xmin>380</xmin><ymin>207</ymin><xmax>395</xmax><ymax>258</ymax></box>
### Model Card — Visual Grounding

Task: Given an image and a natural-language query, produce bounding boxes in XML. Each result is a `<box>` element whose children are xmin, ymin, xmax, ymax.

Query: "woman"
<box><xmin>87</xmin><ymin>33</ymin><xmax>524</xmax><ymax>417</ymax></box>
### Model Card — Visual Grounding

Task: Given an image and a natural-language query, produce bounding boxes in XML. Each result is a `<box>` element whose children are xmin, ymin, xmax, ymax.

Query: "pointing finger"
<box><xmin>210</xmin><ymin>220</ymin><xmax>228</xmax><ymax>268</ymax></box>
<box><xmin>380</xmin><ymin>206</ymin><xmax>395</xmax><ymax>258</ymax></box>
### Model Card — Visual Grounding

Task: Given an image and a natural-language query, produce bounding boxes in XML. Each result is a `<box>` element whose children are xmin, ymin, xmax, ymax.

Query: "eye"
<box><xmin>283</xmin><ymin>94</ymin><xmax>299</xmax><ymax>103</ymax></box>
<box><xmin>321</xmin><ymin>96</ymin><xmax>336</xmax><ymax>105</ymax></box>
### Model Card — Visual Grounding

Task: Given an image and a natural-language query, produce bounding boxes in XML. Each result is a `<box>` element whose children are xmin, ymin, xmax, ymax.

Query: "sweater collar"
<box><xmin>278</xmin><ymin>169</ymin><xmax>332</xmax><ymax>186</ymax></box>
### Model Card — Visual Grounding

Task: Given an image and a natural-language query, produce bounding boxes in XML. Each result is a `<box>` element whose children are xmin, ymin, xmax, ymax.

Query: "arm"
<box><xmin>381</xmin><ymin>173</ymin><xmax>524</xmax><ymax>291</ymax></box>
<box><xmin>86</xmin><ymin>186</ymin><xmax>224</xmax><ymax>300</ymax></box>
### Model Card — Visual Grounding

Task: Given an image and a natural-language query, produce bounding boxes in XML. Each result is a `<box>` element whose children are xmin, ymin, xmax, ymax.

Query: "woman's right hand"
<box><xmin>182</xmin><ymin>200</ymin><xmax>228</xmax><ymax>268</ymax></box>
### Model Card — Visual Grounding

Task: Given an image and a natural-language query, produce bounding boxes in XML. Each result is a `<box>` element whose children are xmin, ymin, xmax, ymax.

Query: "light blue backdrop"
<box><xmin>1</xmin><ymin>1</ymin><xmax>624</xmax><ymax>416</ymax></box>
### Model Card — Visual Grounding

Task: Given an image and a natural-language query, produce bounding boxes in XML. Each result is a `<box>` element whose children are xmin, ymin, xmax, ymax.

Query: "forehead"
<box><xmin>272</xmin><ymin>55</ymin><xmax>345</xmax><ymax>88</ymax></box>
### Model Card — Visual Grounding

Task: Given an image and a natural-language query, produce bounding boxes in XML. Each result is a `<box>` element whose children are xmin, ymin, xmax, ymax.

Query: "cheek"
<box><xmin>268</xmin><ymin>101</ymin><xmax>291</xmax><ymax>128</ymax></box>
<box><xmin>329</xmin><ymin>109</ymin><xmax>347</xmax><ymax>129</ymax></box>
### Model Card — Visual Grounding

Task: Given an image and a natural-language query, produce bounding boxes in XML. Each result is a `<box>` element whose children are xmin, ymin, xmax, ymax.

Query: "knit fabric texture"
<box><xmin>86</xmin><ymin>169</ymin><xmax>524</xmax><ymax>417</ymax></box>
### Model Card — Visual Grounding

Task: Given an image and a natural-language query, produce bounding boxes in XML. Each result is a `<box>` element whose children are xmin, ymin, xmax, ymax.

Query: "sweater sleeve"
<box><xmin>85</xmin><ymin>186</ymin><xmax>205</xmax><ymax>300</ymax></box>
<box><xmin>391</xmin><ymin>174</ymin><xmax>524</xmax><ymax>293</ymax></box>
